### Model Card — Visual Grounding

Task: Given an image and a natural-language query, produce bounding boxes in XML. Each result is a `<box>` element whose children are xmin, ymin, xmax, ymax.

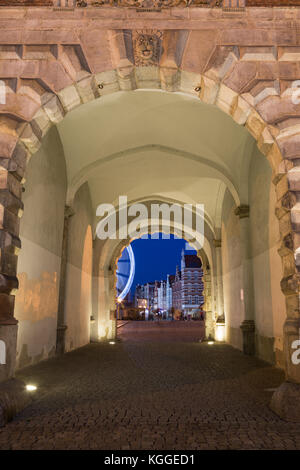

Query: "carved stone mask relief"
<box><xmin>133</xmin><ymin>31</ymin><xmax>162</xmax><ymax>66</ymax></box>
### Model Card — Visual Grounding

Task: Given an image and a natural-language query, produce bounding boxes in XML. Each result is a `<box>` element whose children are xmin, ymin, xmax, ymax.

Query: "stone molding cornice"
<box><xmin>0</xmin><ymin>0</ymin><xmax>299</xmax><ymax>8</ymax></box>
<box><xmin>234</xmin><ymin>205</ymin><xmax>250</xmax><ymax>219</ymax></box>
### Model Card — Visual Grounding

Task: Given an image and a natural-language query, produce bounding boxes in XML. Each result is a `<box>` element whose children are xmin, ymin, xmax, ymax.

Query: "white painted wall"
<box><xmin>221</xmin><ymin>147</ymin><xmax>286</xmax><ymax>364</ymax></box>
<box><xmin>221</xmin><ymin>190</ymin><xmax>244</xmax><ymax>350</ymax></box>
<box><xmin>248</xmin><ymin>147</ymin><xmax>286</xmax><ymax>364</ymax></box>
<box><xmin>64</xmin><ymin>183</ymin><xmax>93</xmax><ymax>352</ymax></box>
<box><xmin>15</xmin><ymin>127</ymin><xmax>67</xmax><ymax>368</ymax></box>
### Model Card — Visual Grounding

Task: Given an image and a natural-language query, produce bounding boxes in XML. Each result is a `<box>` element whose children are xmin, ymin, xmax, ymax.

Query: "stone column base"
<box><xmin>0</xmin><ymin>324</ymin><xmax>18</xmax><ymax>383</ymax></box>
<box><xmin>0</xmin><ymin>378</ymin><xmax>32</xmax><ymax>427</ymax></box>
<box><xmin>97</xmin><ymin>319</ymin><xmax>116</xmax><ymax>341</ymax></box>
<box><xmin>240</xmin><ymin>319</ymin><xmax>255</xmax><ymax>355</ymax></box>
<box><xmin>204</xmin><ymin>311</ymin><xmax>215</xmax><ymax>340</ymax></box>
<box><xmin>270</xmin><ymin>382</ymin><xmax>300</xmax><ymax>422</ymax></box>
<box><xmin>215</xmin><ymin>322</ymin><xmax>226</xmax><ymax>342</ymax></box>
<box><xmin>283</xmin><ymin>318</ymin><xmax>300</xmax><ymax>383</ymax></box>
<box><xmin>56</xmin><ymin>324</ymin><xmax>67</xmax><ymax>355</ymax></box>
<box><xmin>90</xmin><ymin>316</ymin><xmax>99</xmax><ymax>342</ymax></box>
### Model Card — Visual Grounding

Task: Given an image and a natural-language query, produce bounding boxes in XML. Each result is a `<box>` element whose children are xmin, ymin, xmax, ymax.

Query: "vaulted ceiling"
<box><xmin>52</xmin><ymin>89</ymin><xmax>262</xmax><ymax>231</ymax></box>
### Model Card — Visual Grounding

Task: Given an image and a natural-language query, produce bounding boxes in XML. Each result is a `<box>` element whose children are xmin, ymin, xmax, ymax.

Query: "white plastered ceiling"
<box><xmin>56</xmin><ymin>89</ymin><xmax>258</xmax><ymax>231</ymax></box>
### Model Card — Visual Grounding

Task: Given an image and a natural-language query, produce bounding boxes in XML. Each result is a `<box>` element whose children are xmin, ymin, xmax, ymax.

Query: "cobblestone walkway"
<box><xmin>0</xmin><ymin>322</ymin><xmax>299</xmax><ymax>450</ymax></box>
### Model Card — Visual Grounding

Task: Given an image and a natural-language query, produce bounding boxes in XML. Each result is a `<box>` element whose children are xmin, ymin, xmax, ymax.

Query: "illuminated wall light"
<box><xmin>98</xmin><ymin>325</ymin><xmax>106</xmax><ymax>339</ymax></box>
<box><xmin>109</xmin><ymin>341</ymin><xmax>115</xmax><ymax>345</ymax></box>
<box><xmin>98</xmin><ymin>320</ymin><xmax>115</xmax><ymax>341</ymax></box>
<box><xmin>215</xmin><ymin>323</ymin><xmax>226</xmax><ymax>342</ymax></box>
<box><xmin>26</xmin><ymin>384</ymin><xmax>37</xmax><ymax>392</ymax></box>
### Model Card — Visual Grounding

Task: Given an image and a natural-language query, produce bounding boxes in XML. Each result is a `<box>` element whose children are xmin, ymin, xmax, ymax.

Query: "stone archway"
<box><xmin>1</xmin><ymin>68</ymin><xmax>297</xmax><ymax>375</ymax></box>
<box><xmin>94</xmin><ymin>195</ymin><xmax>215</xmax><ymax>322</ymax></box>
<box><xmin>0</xmin><ymin>14</ymin><xmax>299</xmax><ymax>417</ymax></box>
<box><xmin>96</xmin><ymin>219</ymin><xmax>213</xmax><ymax>341</ymax></box>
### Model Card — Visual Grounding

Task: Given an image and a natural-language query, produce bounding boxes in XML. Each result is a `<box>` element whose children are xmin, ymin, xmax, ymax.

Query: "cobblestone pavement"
<box><xmin>0</xmin><ymin>321</ymin><xmax>300</xmax><ymax>450</ymax></box>
<box><xmin>118</xmin><ymin>319</ymin><xmax>206</xmax><ymax>342</ymax></box>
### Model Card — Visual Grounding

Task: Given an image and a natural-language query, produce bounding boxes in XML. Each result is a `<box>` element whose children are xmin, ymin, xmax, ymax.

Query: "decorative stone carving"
<box><xmin>0</xmin><ymin>1</ymin><xmax>52</xmax><ymax>4</ymax></box>
<box><xmin>78</xmin><ymin>0</ymin><xmax>220</xmax><ymax>8</ymax></box>
<box><xmin>4</xmin><ymin>0</ymin><xmax>300</xmax><ymax>7</ymax></box>
<box><xmin>133</xmin><ymin>31</ymin><xmax>162</xmax><ymax>67</ymax></box>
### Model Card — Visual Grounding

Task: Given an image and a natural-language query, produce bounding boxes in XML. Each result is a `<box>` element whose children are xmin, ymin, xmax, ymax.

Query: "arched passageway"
<box><xmin>0</xmin><ymin>72</ymin><xmax>299</xmax><ymax>420</ymax></box>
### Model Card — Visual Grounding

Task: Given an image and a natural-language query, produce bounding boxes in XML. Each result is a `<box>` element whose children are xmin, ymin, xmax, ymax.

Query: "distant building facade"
<box><xmin>166</xmin><ymin>274</ymin><xmax>174</xmax><ymax>312</ymax></box>
<box><xmin>134</xmin><ymin>281</ymin><xmax>156</xmax><ymax>311</ymax></box>
<box><xmin>180</xmin><ymin>250</ymin><xmax>204</xmax><ymax>316</ymax></box>
<box><xmin>134</xmin><ymin>250</ymin><xmax>204</xmax><ymax>317</ymax></box>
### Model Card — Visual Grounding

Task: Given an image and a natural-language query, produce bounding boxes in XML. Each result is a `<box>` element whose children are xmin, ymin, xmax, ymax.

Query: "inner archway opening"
<box><xmin>115</xmin><ymin>233</ymin><xmax>207</xmax><ymax>343</ymax></box>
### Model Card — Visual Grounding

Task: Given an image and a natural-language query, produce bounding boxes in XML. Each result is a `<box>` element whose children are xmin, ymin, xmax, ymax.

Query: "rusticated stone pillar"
<box><xmin>222</xmin><ymin>0</ymin><xmax>245</xmax><ymax>7</ymax></box>
<box><xmin>56</xmin><ymin>205</ymin><xmax>74</xmax><ymax>355</ymax></box>
<box><xmin>0</xmin><ymin>138</ymin><xmax>26</xmax><ymax>382</ymax></box>
<box><xmin>270</xmin><ymin>280</ymin><xmax>300</xmax><ymax>421</ymax></box>
<box><xmin>234</xmin><ymin>205</ymin><xmax>255</xmax><ymax>355</ymax></box>
<box><xmin>270</xmin><ymin>167</ymin><xmax>300</xmax><ymax>421</ymax></box>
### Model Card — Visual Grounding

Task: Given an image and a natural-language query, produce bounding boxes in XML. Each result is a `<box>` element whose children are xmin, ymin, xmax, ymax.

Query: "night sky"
<box><xmin>129</xmin><ymin>234</ymin><xmax>196</xmax><ymax>298</ymax></box>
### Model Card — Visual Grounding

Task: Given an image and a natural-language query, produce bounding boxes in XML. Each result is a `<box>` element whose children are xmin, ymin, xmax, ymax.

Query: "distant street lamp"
<box><xmin>117</xmin><ymin>298</ymin><xmax>122</xmax><ymax>320</ymax></box>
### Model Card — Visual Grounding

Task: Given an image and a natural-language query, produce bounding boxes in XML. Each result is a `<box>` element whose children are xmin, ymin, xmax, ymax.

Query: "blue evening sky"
<box><xmin>129</xmin><ymin>234</ymin><xmax>196</xmax><ymax>297</ymax></box>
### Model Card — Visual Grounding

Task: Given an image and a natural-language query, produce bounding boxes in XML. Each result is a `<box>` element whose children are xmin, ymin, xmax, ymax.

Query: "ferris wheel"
<box><xmin>116</xmin><ymin>245</ymin><xmax>135</xmax><ymax>301</ymax></box>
